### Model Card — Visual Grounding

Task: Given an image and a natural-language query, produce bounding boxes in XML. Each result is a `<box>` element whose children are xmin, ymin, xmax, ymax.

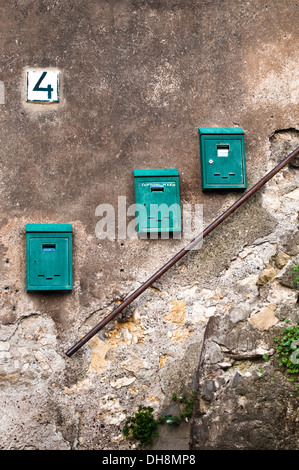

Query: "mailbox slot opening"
<box><xmin>150</xmin><ymin>185</ymin><xmax>164</xmax><ymax>192</ymax></box>
<box><xmin>217</xmin><ymin>144</ymin><xmax>230</xmax><ymax>157</ymax></box>
<box><xmin>42</xmin><ymin>243</ymin><xmax>56</xmax><ymax>252</ymax></box>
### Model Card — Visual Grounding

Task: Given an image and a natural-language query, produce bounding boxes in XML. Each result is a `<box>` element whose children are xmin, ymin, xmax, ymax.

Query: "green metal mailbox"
<box><xmin>133</xmin><ymin>168</ymin><xmax>181</xmax><ymax>234</ymax></box>
<box><xmin>26</xmin><ymin>223</ymin><xmax>72</xmax><ymax>291</ymax></box>
<box><xmin>198</xmin><ymin>127</ymin><xmax>246</xmax><ymax>190</ymax></box>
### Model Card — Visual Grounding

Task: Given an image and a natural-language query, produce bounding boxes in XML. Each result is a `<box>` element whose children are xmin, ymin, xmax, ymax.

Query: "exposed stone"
<box><xmin>199</xmin><ymin>288</ymin><xmax>224</xmax><ymax>301</ymax></box>
<box><xmin>65</xmin><ymin>378</ymin><xmax>94</xmax><ymax>395</ymax></box>
<box><xmin>249</xmin><ymin>304</ymin><xmax>279</xmax><ymax>330</ymax></box>
<box><xmin>237</xmin><ymin>274</ymin><xmax>259</xmax><ymax>286</ymax></box>
<box><xmin>283</xmin><ymin>231</ymin><xmax>299</xmax><ymax>256</ymax></box>
<box><xmin>159</xmin><ymin>355</ymin><xmax>170</xmax><ymax>368</ymax></box>
<box><xmin>257</xmin><ymin>265</ymin><xmax>277</xmax><ymax>285</ymax></box>
<box><xmin>121</xmin><ymin>327</ymin><xmax>133</xmax><ymax>345</ymax></box>
<box><xmin>110</xmin><ymin>376</ymin><xmax>136</xmax><ymax>389</ymax></box>
<box><xmin>106</xmin><ymin>320</ymin><xmax>144</xmax><ymax>347</ymax></box>
<box><xmin>0</xmin><ymin>341</ymin><xmax>10</xmax><ymax>351</ymax></box>
<box><xmin>202</xmin><ymin>380</ymin><xmax>215</xmax><ymax>401</ymax></box>
<box><xmin>0</xmin><ymin>372</ymin><xmax>20</xmax><ymax>384</ymax></box>
<box><xmin>229</xmin><ymin>307</ymin><xmax>248</xmax><ymax>324</ymax></box>
<box><xmin>191</xmin><ymin>126</ymin><xmax>299</xmax><ymax>450</ymax></box>
<box><xmin>266</xmin><ymin>280</ymin><xmax>297</xmax><ymax>305</ymax></box>
<box><xmin>204</xmin><ymin>340</ymin><xmax>223</xmax><ymax>364</ymax></box>
<box><xmin>131</xmin><ymin>309</ymin><xmax>141</xmax><ymax>324</ymax></box>
<box><xmin>285</xmin><ymin>188</ymin><xmax>299</xmax><ymax>200</ymax></box>
<box><xmin>97</xmin><ymin>395</ymin><xmax>126</xmax><ymax>425</ymax></box>
<box><xmin>218</xmin><ymin>362</ymin><xmax>233</xmax><ymax>369</ymax></box>
<box><xmin>88</xmin><ymin>336</ymin><xmax>112</xmax><ymax>374</ymax></box>
<box><xmin>169</xmin><ymin>328</ymin><xmax>193</xmax><ymax>342</ymax></box>
<box><xmin>120</xmin><ymin>355</ymin><xmax>150</xmax><ymax>373</ymax></box>
<box><xmin>274</xmin><ymin>251</ymin><xmax>291</xmax><ymax>269</ymax></box>
<box><xmin>188</xmin><ymin>302</ymin><xmax>216</xmax><ymax>324</ymax></box>
<box><xmin>163</xmin><ymin>300</ymin><xmax>185</xmax><ymax>324</ymax></box>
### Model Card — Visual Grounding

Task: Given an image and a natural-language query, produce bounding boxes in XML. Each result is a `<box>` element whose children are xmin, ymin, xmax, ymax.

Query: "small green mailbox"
<box><xmin>26</xmin><ymin>223</ymin><xmax>72</xmax><ymax>291</ymax></box>
<box><xmin>198</xmin><ymin>127</ymin><xmax>246</xmax><ymax>190</ymax></box>
<box><xmin>133</xmin><ymin>168</ymin><xmax>181</xmax><ymax>234</ymax></box>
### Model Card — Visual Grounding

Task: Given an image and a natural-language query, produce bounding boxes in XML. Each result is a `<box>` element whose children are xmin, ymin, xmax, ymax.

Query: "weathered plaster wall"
<box><xmin>191</xmin><ymin>130</ymin><xmax>299</xmax><ymax>450</ymax></box>
<box><xmin>0</xmin><ymin>0</ymin><xmax>298</xmax><ymax>450</ymax></box>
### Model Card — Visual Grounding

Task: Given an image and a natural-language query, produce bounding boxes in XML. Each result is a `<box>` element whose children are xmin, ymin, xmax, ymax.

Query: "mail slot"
<box><xmin>133</xmin><ymin>168</ymin><xmax>181</xmax><ymax>235</ymax></box>
<box><xmin>198</xmin><ymin>127</ymin><xmax>247</xmax><ymax>190</ymax></box>
<box><xmin>42</xmin><ymin>243</ymin><xmax>56</xmax><ymax>252</ymax></box>
<box><xmin>26</xmin><ymin>223</ymin><xmax>72</xmax><ymax>291</ymax></box>
<box><xmin>150</xmin><ymin>185</ymin><xmax>164</xmax><ymax>192</ymax></box>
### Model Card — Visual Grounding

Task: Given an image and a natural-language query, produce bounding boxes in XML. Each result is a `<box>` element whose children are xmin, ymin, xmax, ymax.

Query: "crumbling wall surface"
<box><xmin>190</xmin><ymin>131</ymin><xmax>299</xmax><ymax>450</ymax></box>
<box><xmin>0</xmin><ymin>0</ymin><xmax>298</xmax><ymax>450</ymax></box>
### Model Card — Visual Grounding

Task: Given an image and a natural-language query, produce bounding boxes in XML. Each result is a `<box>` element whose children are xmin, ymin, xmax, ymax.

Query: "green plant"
<box><xmin>264</xmin><ymin>266</ymin><xmax>299</xmax><ymax>391</ymax></box>
<box><xmin>290</xmin><ymin>264</ymin><xmax>299</xmax><ymax>283</ymax></box>
<box><xmin>122</xmin><ymin>406</ymin><xmax>158</xmax><ymax>448</ymax></box>
<box><xmin>273</xmin><ymin>319</ymin><xmax>299</xmax><ymax>385</ymax></box>
<box><xmin>122</xmin><ymin>392</ymin><xmax>194</xmax><ymax>448</ymax></box>
<box><xmin>158</xmin><ymin>393</ymin><xmax>194</xmax><ymax>428</ymax></box>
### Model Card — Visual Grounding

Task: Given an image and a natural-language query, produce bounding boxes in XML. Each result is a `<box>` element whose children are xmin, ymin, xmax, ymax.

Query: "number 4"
<box><xmin>33</xmin><ymin>71</ymin><xmax>53</xmax><ymax>99</ymax></box>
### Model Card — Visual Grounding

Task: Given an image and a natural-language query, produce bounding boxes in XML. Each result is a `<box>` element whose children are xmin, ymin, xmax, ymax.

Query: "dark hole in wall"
<box><xmin>270</xmin><ymin>128</ymin><xmax>299</xmax><ymax>168</ymax></box>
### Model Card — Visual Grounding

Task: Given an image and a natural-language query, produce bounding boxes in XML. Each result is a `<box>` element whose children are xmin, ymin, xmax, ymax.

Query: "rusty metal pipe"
<box><xmin>66</xmin><ymin>145</ymin><xmax>299</xmax><ymax>357</ymax></box>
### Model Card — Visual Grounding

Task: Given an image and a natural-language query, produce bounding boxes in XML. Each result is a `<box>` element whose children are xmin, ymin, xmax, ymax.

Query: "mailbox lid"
<box><xmin>26</xmin><ymin>223</ymin><xmax>72</xmax><ymax>233</ymax></box>
<box><xmin>133</xmin><ymin>168</ymin><xmax>179</xmax><ymax>178</ymax></box>
<box><xmin>198</xmin><ymin>127</ymin><xmax>244</xmax><ymax>136</ymax></box>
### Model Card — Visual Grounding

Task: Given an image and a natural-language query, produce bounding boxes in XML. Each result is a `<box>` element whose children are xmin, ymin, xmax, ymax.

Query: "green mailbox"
<box><xmin>26</xmin><ymin>224</ymin><xmax>72</xmax><ymax>291</ymax></box>
<box><xmin>133</xmin><ymin>168</ymin><xmax>181</xmax><ymax>235</ymax></box>
<box><xmin>198</xmin><ymin>127</ymin><xmax>246</xmax><ymax>190</ymax></box>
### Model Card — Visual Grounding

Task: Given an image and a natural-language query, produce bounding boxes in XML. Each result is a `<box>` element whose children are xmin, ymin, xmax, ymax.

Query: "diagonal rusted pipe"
<box><xmin>66</xmin><ymin>145</ymin><xmax>299</xmax><ymax>357</ymax></box>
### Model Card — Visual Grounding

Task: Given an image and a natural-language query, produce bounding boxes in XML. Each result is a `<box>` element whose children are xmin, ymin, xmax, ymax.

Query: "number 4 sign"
<box><xmin>26</xmin><ymin>70</ymin><xmax>59</xmax><ymax>102</ymax></box>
